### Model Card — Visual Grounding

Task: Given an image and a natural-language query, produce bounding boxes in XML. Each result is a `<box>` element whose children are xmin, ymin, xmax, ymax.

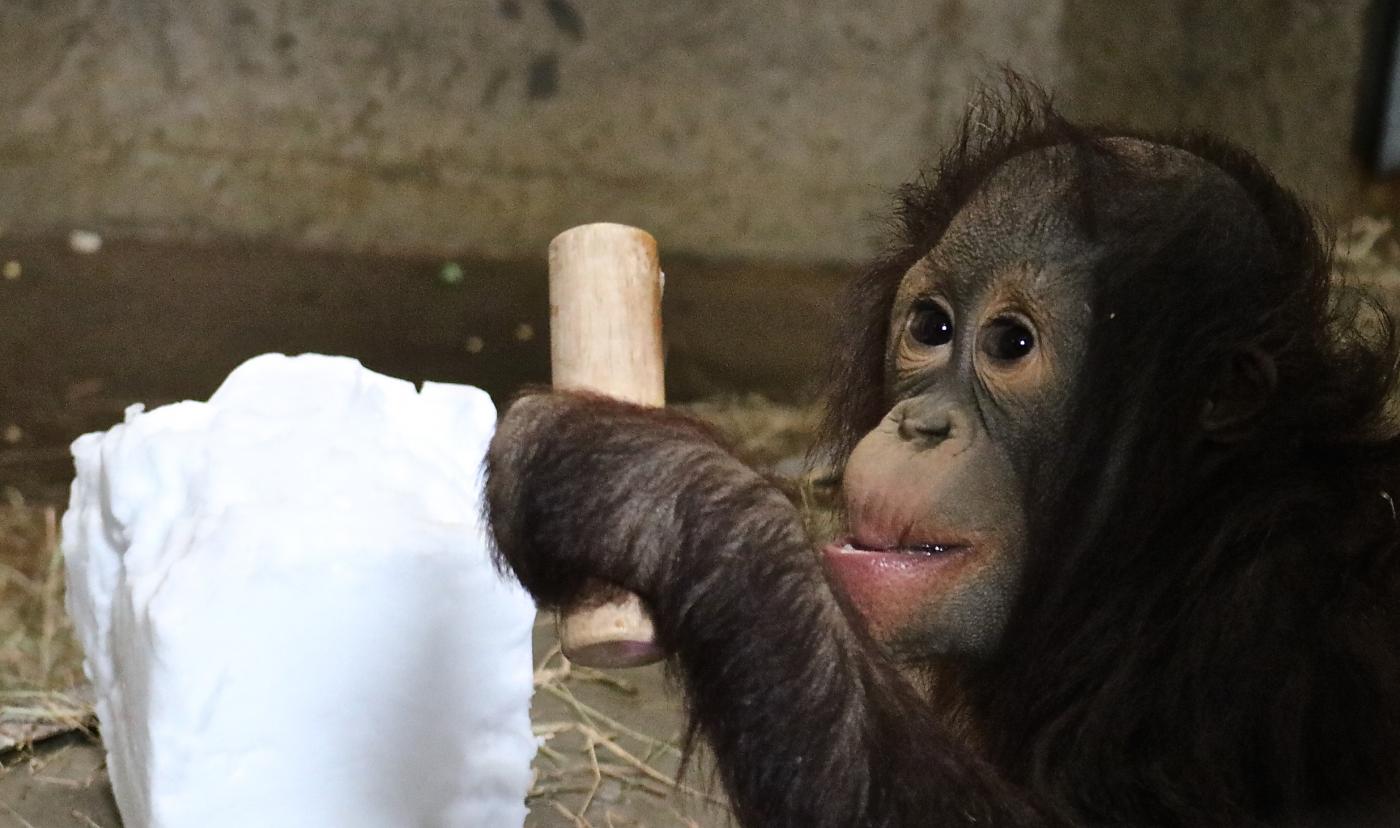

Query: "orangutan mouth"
<box><xmin>838</xmin><ymin>539</ymin><xmax>970</xmax><ymax>557</ymax></box>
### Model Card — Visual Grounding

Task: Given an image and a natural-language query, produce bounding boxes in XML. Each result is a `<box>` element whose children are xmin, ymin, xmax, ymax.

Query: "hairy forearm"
<box><xmin>485</xmin><ymin>393</ymin><xmax>1043</xmax><ymax>827</ymax></box>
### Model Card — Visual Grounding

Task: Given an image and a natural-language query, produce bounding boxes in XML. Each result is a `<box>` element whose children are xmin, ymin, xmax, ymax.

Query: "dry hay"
<box><xmin>1336</xmin><ymin>216</ymin><xmax>1400</xmax><ymax>288</ymax></box>
<box><xmin>526</xmin><ymin>641</ymin><xmax>732</xmax><ymax>827</ymax></box>
<box><xmin>678</xmin><ymin>394</ymin><xmax>822</xmax><ymax>473</ymax></box>
<box><xmin>0</xmin><ymin>488</ymin><xmax>90</xmax><ymax>753</ymax></box>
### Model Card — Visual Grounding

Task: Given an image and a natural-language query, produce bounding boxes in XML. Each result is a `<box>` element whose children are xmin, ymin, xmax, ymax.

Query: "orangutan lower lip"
<box><xmin>820</xmin><ymin>540</ymin><xmax>975</xmax><ymax>641</ymax></box>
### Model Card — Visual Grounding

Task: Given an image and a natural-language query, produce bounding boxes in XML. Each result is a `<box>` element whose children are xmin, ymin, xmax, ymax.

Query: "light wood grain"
<box><xmin>549</xmin><ymin>223</ymin><xmax>664</xmax><ymax>668</ymax></box>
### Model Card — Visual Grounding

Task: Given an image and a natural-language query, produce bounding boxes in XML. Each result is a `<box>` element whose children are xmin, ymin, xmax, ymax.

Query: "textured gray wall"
<box><xmin>1059</xmin><ymin>0</ymin><xmax>1370</xmax><ymax>211</ymax></box>
<box><xmin>0</xmin><ymin>0</ymin><xmax>1062</xmax><ymax>261</ymax></box>
<box><xmin>0</xmin><ymin>1</ymin><xmax>1374</xmax><ymax>263</ymax></box>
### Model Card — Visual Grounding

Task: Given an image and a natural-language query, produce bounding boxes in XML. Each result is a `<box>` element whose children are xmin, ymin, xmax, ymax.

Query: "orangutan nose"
<box><xmin>893</xmin><ymin>397</ymin><xmax>960</xmax><ymax>446</ymax></box>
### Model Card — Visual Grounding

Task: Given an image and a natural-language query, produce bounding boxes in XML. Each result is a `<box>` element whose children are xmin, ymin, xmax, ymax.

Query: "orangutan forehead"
<box><xmin>940</xmin><ymin>137</ymin><xmax>1261</xmax><ymax>253</ymax></box>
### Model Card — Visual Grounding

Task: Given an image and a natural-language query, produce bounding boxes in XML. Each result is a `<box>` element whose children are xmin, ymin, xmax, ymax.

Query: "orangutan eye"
<box><xmin>908</xmin><ymin>300</ymin><xmax>954</xmax><ymax>348</ymax></box>
<box><xmin>982</xmin><ymin>318</ymin><xmax>1036</xmax><ymax>362</ymax></box>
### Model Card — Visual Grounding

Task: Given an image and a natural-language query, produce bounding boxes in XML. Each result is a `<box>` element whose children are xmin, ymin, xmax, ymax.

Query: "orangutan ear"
<box><xmin>1200</xmin><ymin>346</ymin><xmax>1278</xmax><ymax>441</ymax></box>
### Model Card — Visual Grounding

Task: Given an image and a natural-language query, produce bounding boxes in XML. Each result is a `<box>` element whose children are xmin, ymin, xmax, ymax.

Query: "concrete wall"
<box><xmin>0</xmin><ymin>1</ymin><xmax>1378</xmax><ymax>264</ymax></box>
<box><xmin>1060</xmin><ymin>0</ymin><xmax>1371</xmax><ymax>212</ymax></box>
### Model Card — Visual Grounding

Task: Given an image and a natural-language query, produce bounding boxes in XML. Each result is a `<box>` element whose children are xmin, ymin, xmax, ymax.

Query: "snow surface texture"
<box><xmin>62</xmin><ymin>353</ymin><xmax>536</xmax><ymax>828</ymax></box>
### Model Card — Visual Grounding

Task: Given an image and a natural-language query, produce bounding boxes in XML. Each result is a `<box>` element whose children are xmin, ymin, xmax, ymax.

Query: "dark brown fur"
<box><xmin>486</xmin><ymin>80</ymin><xmax>1400</xmax><ymax>826</ymax></box>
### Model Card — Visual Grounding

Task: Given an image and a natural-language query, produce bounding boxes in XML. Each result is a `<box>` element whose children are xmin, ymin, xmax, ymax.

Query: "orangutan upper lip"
<box><xmin>841</xmin><ymin>538</ymin><xmax>968</xmax><ymax>556</ymax></box>
<box><xmin>903</xmin><ymin>543</ymin><xmax>964</xmax><ymax>556</ymax></box>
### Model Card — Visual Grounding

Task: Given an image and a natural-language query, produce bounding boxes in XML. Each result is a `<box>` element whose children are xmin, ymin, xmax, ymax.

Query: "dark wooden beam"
<box><xmin>0</xmin><ymin>235</ymin><xmax>846</xmax><ymax>494</ymax></box>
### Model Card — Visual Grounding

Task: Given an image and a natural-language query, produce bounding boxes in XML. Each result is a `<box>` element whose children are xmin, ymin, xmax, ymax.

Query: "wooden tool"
<box><xmin>549</xmin><ymin>222</ymin><xmax>665</xmax><ymax>668</ymax></box>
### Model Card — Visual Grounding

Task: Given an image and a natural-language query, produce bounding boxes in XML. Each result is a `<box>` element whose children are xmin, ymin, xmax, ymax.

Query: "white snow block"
<box><xmin>62</xmin><ymin>353</ymin><xmax>536</xmax><ymax>828</ymax></box>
